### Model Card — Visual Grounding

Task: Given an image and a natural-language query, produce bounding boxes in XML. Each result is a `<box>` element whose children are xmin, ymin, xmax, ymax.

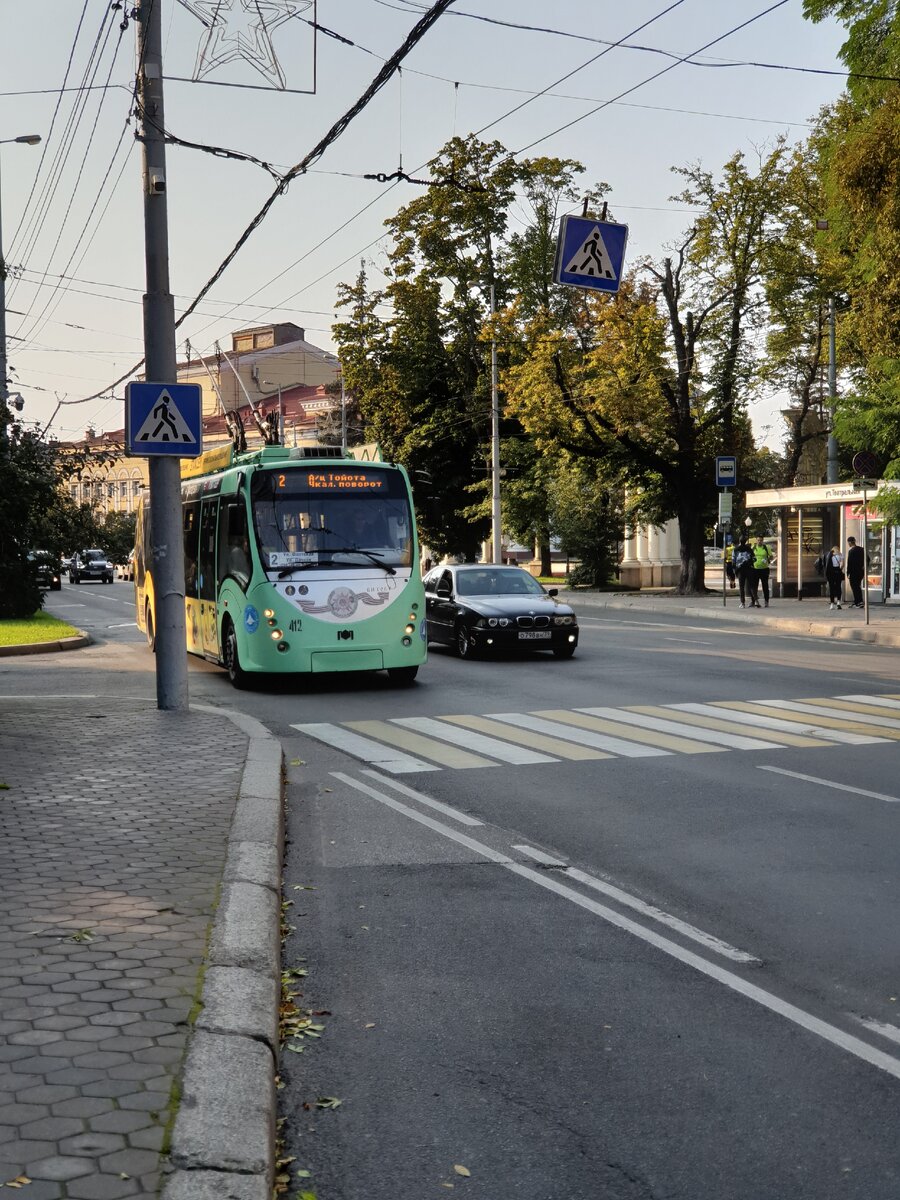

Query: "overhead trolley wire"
<box><xmin>52</xmin><ymin>0</ymin><xmax>458</xmax><ymax>416</ymax></box>
<box><xmin>8</xmin><ymin>2</ymin><xmax>119</xmax><ymax>296</ymax></box>
<box><xmin>515</xmin><ymin>0</ymin><xmax>792</xmax><ymax>154</ymax></box>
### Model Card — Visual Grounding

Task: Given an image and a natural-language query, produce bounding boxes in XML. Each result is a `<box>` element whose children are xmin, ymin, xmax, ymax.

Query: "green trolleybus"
<box><xmin>134</xmin><ymin>444</ymin><xmax>426</xmax><ymax>687</ymax></box>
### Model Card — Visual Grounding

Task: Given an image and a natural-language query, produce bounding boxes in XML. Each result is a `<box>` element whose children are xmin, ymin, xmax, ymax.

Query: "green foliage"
<box><xmin>546</xmin><ymin>460</ymin><xmax>621</xmax><ymax>588</ymax></box>
<box><xmin>97</xmin><ymin>511</ymin><xmax>137</xmax><ymax>565</ymax></box>
<box><xmin>0</xmin><ymin>431</ymin><xmax>62</xmax><ymax>617</ymax></box>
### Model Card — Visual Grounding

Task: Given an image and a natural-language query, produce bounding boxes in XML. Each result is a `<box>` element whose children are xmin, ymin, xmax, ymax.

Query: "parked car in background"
<box><xmin>424</xmin><ymin>564</ymin><xmax>579</xmax><ymax>659</ymax></box>
<box><xmin>116</xmin><ymin>551</ymin><xmax>135</xmax><ymax>582</ymax></box>
<box><xmin>69</xmin><ymin>549</ymin><xmax>114</xmax><ymax>585</ymax></box>
<box><xmin>28</xmin><ymin>550</ymin><xmax>62</xmax><ymax>591</ymax></box>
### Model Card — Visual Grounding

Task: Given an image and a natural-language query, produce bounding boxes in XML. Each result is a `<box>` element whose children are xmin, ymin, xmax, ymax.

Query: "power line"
<box><xmin>373</xmin><ymin>0</ymin><xmax>900</xmax><ymax>83</ymax></box>
<box><xmin>475</xmin><ymin>1</ymin><xmax>686</xmax><ymax>139</ymax></box>
<box><xmin>9</xmin><ymin>3</ymin><xmax>119</xmax><ymax>287</ymax></box>
<box><xmin>52</xmin><ymin>0</ymin><xmax>457</xmax><ymax>413</ymax></box>
<box><xmin>516</xmin><ymin>0</ymin><xmax>792</xmax><ymax>155</ymax></box>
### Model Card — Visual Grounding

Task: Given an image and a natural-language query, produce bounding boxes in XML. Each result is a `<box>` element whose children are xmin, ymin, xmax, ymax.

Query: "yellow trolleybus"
<box><xmin>135</xmin><ymin>444</ymin><xmax>426</xmax><ymax>687</ymax></box>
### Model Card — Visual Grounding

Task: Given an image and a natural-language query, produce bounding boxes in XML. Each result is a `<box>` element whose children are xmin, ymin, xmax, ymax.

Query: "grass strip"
<box><xmin>0</xmin><ymin>611</ymin><xmax>82</xmax><ymax>647</ymax></box>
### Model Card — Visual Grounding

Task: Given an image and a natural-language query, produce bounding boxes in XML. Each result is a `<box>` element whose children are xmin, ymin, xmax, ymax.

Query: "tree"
<box><xmin>506</xmin><ymin>148</ymin><xmax>787</xmax><ymax>593</ymax></box>
<box><xmin>546</xmin><ymin>458</ymin><xmax>621</xmax><ymax>588</ymax></box>
<box><xmin>0</xmin><ymin>431</ymin><xmax>66</xmax><ymax>617</ymax></box>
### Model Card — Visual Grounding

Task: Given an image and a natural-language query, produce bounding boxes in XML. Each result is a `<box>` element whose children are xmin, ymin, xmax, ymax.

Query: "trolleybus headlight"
<box><xmin>411</xmin><ymin>602</ymin><xmax>419</xmax><ymax>611</ymax></box>
<box><xmin>270</xmin><ymin>629</ymin><xmax>283</xmax><ymax>641</ymax></box>
<box><xmin>408</xmin><ymin>613</ymin><xmax>417</xmax><ymax>622</ymax></box>
<box><xmin>264</xmin><ymin>608</ymin><xmax>275</xmax><ymax>619</ymax></box>
<box><xmin>402</xmin><ymin>636</ymin><xmax>412</xmax><ymax>647</ymax></box>
<box><xmin>405</xmin><ymin>623</ymin><xmax>415</xmax><ymax>634</ymax></box>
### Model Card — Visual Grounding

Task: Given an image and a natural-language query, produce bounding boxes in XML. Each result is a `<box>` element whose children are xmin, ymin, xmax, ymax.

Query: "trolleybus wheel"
<box><xmin>387</xmin><ymin>666</ymin><xmax>418</xmax><ymax>686</ymax></box>
<box><xmin>223</xmin><ymin>620</ymin><xmax>248</xmax><ymax>689</ymax></box>
<box><xmin>145</xmin><ymin>607</ymin><xmax>156</xmax><ymax>653</ymax></box>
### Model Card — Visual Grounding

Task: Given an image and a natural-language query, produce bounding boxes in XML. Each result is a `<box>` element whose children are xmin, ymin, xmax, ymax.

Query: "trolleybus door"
<box><xmin>198</xmin><ymin>499</ymin><xmax>220</xmax><ymax>660</ymax></box>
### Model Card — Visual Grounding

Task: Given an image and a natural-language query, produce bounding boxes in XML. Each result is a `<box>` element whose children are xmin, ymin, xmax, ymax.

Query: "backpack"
<box><xmin>734</xmin><ymin>548</ymin><xmax>751</xmax><ymax>570</ymax></box>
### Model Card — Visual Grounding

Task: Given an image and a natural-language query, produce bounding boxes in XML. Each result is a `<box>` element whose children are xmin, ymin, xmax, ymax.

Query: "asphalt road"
<box><xmin>31</xmin><ymin>583</ymin><xmax>900</xmax><ymax>1199</ymax></box>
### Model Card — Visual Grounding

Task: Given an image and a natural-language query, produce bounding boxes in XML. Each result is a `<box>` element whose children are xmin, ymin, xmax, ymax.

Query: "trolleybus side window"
<box><xmin>219</xmin><ymin>500</ymin><xmax>250</xmax><ymax>590</ymax></box>
<box><xmin>198</xmin><ymin>500</ymin><xmax>219</xmax><ymax>600</ymax></box>
<box><xmin>183</xmin><ymin>502</ymin><xmax>200</xmax><ymax>599</ymax></box>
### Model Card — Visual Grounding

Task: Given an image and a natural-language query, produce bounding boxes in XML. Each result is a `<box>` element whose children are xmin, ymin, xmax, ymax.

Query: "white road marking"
<box><xmin>107</xmin><ymin>622</ymin><xmax>138</xmax><ymax>629</ymax></box>
<box><xmin>360</xmin><ymin>769</ymin><xmax>484</xmax><ymax>826</ymax></box>
<box><xmin>716</xmin><ymin>702</ymin><xmax>885</xmax><ymax>744</ymax></box>
<box><xmin>838</xmin><ymin>695</ymin><xmax>900</xmax><ymax>711</ymax></box>
<box><xmin>581</xmin><ymin>707</ymin><xmax>780</xmax><ymax>751</ymax></box>
<box><xmin>757</xmin><ymin>765</ymin><xmax>900</xmax><ymax>803</ymax></box>
<box><xmin>513</xmin><ymin>845</ymin><xmax>760</xmax><ymax>964</ymax></box>
<box><xmin>51</xmin><ymin>604</ymin><xmax>86</xmax><ymax>609</ymax></box>
<box><xmin>748</xmin><ymin>700</ymin><xmax>896</xmax><ymax>740</ymax></box>
<box><xmin>391</xmin><ymin>716</ymin><xmax>556</xmax><ymax>765</ymax></box>
<box><xmin>854</xmin><ymin>1017</ymin><xmax>900</xmax><ymax>1046</ymax></box>
<box><xmin>0</xmin><ymin>694</ymin><xmax>99</xmax><ymax>700</ymax></box>
<box><xmin>784</xmin><ymin>700</ymin><xmax>900</xmax><ymax>730</ymax></box>
<box><xmin>333</xmin><ymin>772</ymin><xmax>900</xmax><ymax>1083</ymax></box>
<box><xmin>663</xmin><ymin>637</ymin><xmax>715</xmax><ymax>645</ymax></box>
<box><xmin>292</xmin><ymin>723</ymin><xmax>438</xmax><ymax>774</ymax></box>
<box><xmin>487</xmin><ymin>712</ymin><xmax>668</xmax><ymax>757</ymax></box>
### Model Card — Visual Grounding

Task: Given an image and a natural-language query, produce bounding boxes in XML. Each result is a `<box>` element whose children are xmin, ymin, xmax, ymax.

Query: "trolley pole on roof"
<box><xmin>137</xmin><ymin>0</ymin><xmax>189</xmax><ymax>711</ymax></box>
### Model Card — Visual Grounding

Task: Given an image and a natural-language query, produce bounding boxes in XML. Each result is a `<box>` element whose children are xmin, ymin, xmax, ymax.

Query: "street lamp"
<box><xmin>0</xmin><ymin>133</ymin><xmax>41</xmax><ymax>452</ymax></box>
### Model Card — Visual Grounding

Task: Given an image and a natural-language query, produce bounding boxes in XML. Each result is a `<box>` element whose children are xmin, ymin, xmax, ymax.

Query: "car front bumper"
<box><xmin>468</xmin><ymin>624</ymin><xmax>578</xmax><ymax>652</ymax></box>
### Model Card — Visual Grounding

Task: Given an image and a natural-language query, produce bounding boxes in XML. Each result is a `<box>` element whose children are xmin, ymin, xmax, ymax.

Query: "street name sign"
<box><xmin>553</xmin><ymin>215</ymin><xmax>628</xmax><ymax>294</ymax></box>
<box><xmin>716</xmin><ymin>456</ymin><xmax>737</xmax><ymax>487</ymax></box>
<box><xmin>126</xmin><ymin>382</ymin><xmax>202</xmax><ymax>457</ymax></box>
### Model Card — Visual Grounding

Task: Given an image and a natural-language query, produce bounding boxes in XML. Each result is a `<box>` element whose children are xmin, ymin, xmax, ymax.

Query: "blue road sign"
<box><xmin>716</xmin><ymin>456</ymin><xmax>737</xmax><ymax>488</ymax></box>
<box><xmin>553</xmin><ymin>215</ymin><xmax>629</xmax><ymax>294</ymax></box>
<box><xmin>126</xmin><ymin>382</ymin><xmax>202</xmax><ymax>457</ymax></box>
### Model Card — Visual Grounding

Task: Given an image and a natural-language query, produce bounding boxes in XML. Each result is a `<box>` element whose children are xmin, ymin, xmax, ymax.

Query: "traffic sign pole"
<box><xmin>138</xmin><ymin>1</ymin><xmax>188</xmax><ymax>713</ymax></box>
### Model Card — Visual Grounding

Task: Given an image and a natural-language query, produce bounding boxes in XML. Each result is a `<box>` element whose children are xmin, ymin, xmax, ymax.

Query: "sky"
<box><xmin>0</xmin><ymin>0</ymin><xmax>849</xmax><ymax>446</ymax></box>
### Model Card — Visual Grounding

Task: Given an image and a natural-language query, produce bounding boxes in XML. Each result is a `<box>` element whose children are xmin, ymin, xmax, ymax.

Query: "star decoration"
<box><xmin>176</xmin><ymin>0</ymin><xmax>313</xmax><ymax>89</ymax></box>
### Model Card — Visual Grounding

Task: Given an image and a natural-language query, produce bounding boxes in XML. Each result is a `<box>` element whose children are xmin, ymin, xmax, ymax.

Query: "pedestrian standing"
<box><xmin>750</xmin><ymin>536</ymin><xmax>773</xmax><ymax>608</ymax></box>
<box><xmin>846</xmin><ymin>536</ymin><xmax>865</xmax><ymax>608</ymax></box>
<box><xmin>825</xmin><ymin>545</ymin><xmax>844</xmax><ymax>610</ymax></box>
<box><xmin>733</xmin><ymin>536</ymin><xmax>754</xmax><ymax>608</ymax></box>
<box><xmin>725</xmin><ymin>540</ymin><xmax>736</xmax><ymax>589</ymax></box>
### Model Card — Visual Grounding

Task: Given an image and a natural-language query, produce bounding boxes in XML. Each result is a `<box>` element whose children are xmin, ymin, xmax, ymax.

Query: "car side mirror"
<box><xmin>547</xmin><ymin>587</ymin><xmax>558</xmax><ymax>597</ymax></box>
<box><xmin>437</xmin><ymin>586</ymin><xmax>451</xmax><ymax>598</ymax></box>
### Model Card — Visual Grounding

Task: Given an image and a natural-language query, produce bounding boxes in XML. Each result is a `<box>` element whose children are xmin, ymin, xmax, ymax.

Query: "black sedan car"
<box><xmin>424</xmin><ymin>564</ymin><xmax>578</xmax><ymax>659</ymax></box>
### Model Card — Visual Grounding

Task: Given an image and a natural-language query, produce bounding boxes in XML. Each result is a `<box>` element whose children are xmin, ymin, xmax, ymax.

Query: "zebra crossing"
<box><xmin>292</xmin><ymin>693</ymin><xmax>900</xmax><ymax>775</ymax></box>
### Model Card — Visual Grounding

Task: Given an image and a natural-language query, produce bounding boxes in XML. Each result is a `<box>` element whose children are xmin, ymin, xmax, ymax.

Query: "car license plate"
<box><xmin>518</xmin><ymin>630</ymin><xmax>551</xmax><ymax>640</ymax></box>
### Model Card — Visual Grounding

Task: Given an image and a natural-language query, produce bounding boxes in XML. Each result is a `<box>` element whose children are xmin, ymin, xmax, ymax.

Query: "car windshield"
<box><xmin>84</xmin><ymin>550</ymin><xmax>106</xmax><ymax>561</ymax></box>
<box><xmin>250</xmin><ymin>465</ymin><xmax>414</xmax><ymax>572</ymax></box>
<box><xmin>455</xmin><ymin>569</ymin><xmax>545</xmax><ymax>597</ymax></box>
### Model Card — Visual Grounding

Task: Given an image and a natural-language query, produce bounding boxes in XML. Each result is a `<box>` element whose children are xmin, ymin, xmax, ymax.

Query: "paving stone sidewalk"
<box><xmin>0</xmin><ymin>699</ymin><xmax>248</xmax><ymax>1200</ymax></box>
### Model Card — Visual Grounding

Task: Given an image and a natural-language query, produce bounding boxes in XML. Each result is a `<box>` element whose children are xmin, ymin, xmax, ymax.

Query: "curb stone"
<box><xmin>161</xmin><ymin>706</ymin><xmax>284</xmax><ymax>1199</ymax></box>
<box><xmin>559</xmin><ymin>591</ymin><xmax>900</xmax><ymax>649</ymax></box>
<box><xmin>0</xmin><ymin>631</ymin><xmax>91</xmax><ymax>656</ymax></box>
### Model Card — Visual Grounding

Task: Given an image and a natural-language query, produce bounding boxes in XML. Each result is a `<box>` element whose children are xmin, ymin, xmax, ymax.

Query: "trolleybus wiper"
<box><xmin>339</xmin><ymin>547</ymin><xmax>396</xmax><ymax>575</ymax></box>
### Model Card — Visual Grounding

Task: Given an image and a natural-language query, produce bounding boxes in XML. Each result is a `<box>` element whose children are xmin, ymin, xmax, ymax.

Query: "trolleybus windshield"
<box><xmin>250</xmin><ymin>465</ymin><xmax>414</xmax><ymax>572</ymax></box>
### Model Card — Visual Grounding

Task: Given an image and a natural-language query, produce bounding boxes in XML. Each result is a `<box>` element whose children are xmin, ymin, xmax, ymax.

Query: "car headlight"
<box><xmin>554</xmin><ymin>615</ymin><xmax>574</xmax><ymax>626</ymax></box>
<box><xmin>487</xmin><ymin>618</ymin><xmax>498</xmax><ymax>628</ymax></box>
<box><xmin>498</xmin><ymin>617</ymin><xmax>510</xmax><ymax>627</ymax></box>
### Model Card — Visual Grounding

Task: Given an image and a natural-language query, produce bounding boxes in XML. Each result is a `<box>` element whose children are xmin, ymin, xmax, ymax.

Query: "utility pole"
<box><xmin>137</xmin><ymin>0</ymin><xmax>188</xmax><ymax>711</ymax></box>
<box><xmin>489</xmin><ymin>283</ymin><xmax>501</xmax><ymax>564</ymax></box>
<box><xmin>826</xmin><ymin>296</ymin><xmax>839</xmax><ymax>484</ymax></box>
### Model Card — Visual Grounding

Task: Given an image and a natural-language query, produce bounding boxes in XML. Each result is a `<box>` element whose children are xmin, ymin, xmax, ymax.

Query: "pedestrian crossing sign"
<box><xmin>553</xmin><ymin>214</ymin><xmax>629</xmax><ymax>294</ymax></box>
<box><xmin>126</xmin><ymin>382</ymin><xmax>203</xmax><ymax>457</ymax></box>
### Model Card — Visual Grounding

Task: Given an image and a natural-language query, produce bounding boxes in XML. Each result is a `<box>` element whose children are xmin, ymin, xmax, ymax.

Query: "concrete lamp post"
<box><xmin>0</xmin><ymin>133</ymin><xmax>41</xmax><ymax>452</ymax></box>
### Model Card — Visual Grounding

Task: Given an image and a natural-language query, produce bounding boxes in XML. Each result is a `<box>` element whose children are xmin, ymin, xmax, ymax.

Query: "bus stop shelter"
<box><xmin>745</xmin><ymin>480</ymin><xmax>899</xmax><ymax>603</ymax></box>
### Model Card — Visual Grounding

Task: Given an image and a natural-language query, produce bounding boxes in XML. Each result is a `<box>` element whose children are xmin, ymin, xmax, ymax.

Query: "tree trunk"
<box><xmin>677</xmin><ymin>506</ymin><xmax>707</xmax><ymax>594</ymax></box>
